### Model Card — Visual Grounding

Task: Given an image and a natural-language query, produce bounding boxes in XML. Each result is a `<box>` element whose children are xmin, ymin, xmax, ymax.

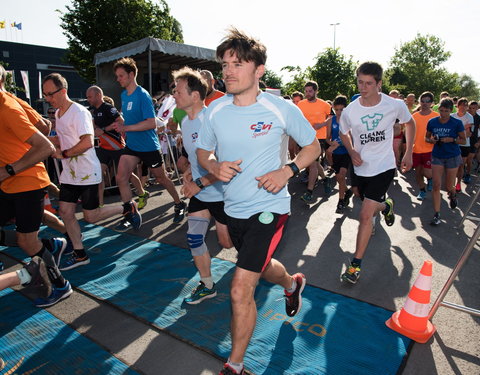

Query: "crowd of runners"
<box><xmin>1</xmin><ymin>27</ymin><xmax>479</xmax><ymax>375</ymax></box>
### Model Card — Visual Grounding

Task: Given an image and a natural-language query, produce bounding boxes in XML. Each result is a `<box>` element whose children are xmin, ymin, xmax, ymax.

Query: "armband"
<box><xmin>286</xmin><ymin>162</ymin><xmax>300</xmax><ymax>177</ymax></box>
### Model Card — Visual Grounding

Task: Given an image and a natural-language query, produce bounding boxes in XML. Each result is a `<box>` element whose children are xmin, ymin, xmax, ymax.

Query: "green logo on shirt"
<box><xmin>361</xmin><ymin>113</ymin><xmax>384</xmax><ymax>131</ymax></box>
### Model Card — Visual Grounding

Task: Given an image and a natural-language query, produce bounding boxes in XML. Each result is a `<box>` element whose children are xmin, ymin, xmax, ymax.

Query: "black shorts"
<box><xmin>96</xmin><ymin>147</ymin><xmax>123</xmax><ymax>166</ymax></box>
<box><xmin>353</xmin><ymin>168</ymin><xmax>395</xmax><ymax>203</ymax></box>
<box><xmin>122</xmin><ymin>146</ymin><xmax>163</xmax><ymax>169</ymax></box>
<box><xmin>460</xmin><ymin>146</ymin><xmax>470</xmax><ymax>158</ymax></box>
<box><xmin>332</xmin><ymin>153</ymin><xmax>351</xmax><ymax>174</ymax></box>
<box><xmin>227</xmin><ymin>212</ymin><xmax>289</xmax><ymax>273</ymax></box>
<box><xmin>188</xmin><ymin>196</ymin><xmax>228</xmax><ymax>225</ymax></box>
<box><xmin>60</xmin><ymin>184</ymin><xmax>99</xmax><ymax>210</ymax></box>
<box><xmin>0</xmin><ymin>188</ymin><xmax>46</xmax><ymax>233</ymax></box>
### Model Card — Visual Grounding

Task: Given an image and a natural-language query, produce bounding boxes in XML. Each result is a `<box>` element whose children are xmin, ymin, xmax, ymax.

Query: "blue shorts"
<box><xmin>431</xmin><ymin>155</ymin><xmax>462</xmax><ymax>169</ymax></box>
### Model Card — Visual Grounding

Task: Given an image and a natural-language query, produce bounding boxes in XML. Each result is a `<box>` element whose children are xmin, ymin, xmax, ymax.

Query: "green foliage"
<box><xmin>0</xmin><ymin>61</ymin><xmax>24</xmax><ymax>93</ymax></box>
<box><xmin>309</xmin><ymin>48</ymin><xmax>357</xmax><ymax>101</ymax></box>
<box><xmin>281</xmin><ymin>65</ymin><xmax>310</xmax><ymax>96</ymax></box>
<box><xmin>262</xmin><ymin>68</ymin><xmax>283</xmax><ymax>89</ymax></box>
<box><xmin>386</xmin><ymin>33</ymin><xmax>479</xmax><ymax>99</ymax></box>
<box><xmin>59</xmin><ymin>0</ymin><xmax>183</xmax><ymax>83</ymax></box>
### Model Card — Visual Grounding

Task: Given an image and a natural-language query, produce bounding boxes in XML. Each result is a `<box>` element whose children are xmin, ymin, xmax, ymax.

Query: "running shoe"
<box><xmin>184</xmin><ymin>281</ymin><xmax>217</xmax><ymax>304</ymax></box>
<box><xmin>427</xmin><ymin>178</ymin><xmax>433</xmax><ymax>191</ymax></box>
<box><xmin>116</xmin><ymin>202</ymin><xmax>142</xmax><ymax>231</ymax></box>
<box><xmin>300</xmin><ymin>191</ymin><xmax>313</xmax><ymax>203</ymax></box>
<box><xmin>284</xmin><ymin>273</ymin><xmax>306</xmax><ymax>317</ymax></box>
<box><xmin>382</xmin><ymin>198</ymin><xmax>395</xmax><ymax>226</ymax></box>
<box><xmin>417</xmin><ymin>190</ymin><xmax>426</xmax><ymax>201</ymax></box>
<box><xmin>341</xmin><ymin>264</ymin><xmax>361</xmax><ymax>284</ymax></box>
<box><xmin>63</xmin><ymin>234</ymin><xmax>84</xmax><ymax>257</ymax></box>
<box><xmin>59</xmin><ymin>253</ymin><xmax>90</xmax><ymax>271</ymax></box>
<box><xmin>219</xmin><ymin>363</ymin><xmax>245</xmax><ymax>375</ymax></box>
<box><xmin>137</xmin><ymin>191</ymin><xmax>150</xmax><ymax>210</ymax></box>
<box><xmin>115</xmin><ymin>218</ymin><xmax>132</xmax><ymax>232</ymax></box>
<box><xmin>455</xmin><ymin>182</ymin><xmax>461</xmax><ymax>193</ymax></box>
<box><xmin>336</xmin><ymin>200</ymin><xmax>345</xmax><ymax>214</ymax></box>
<box><xmin>322</xmin><ymin>178</ymin><xmax>332</xmax><ymax>195</ymax></box>
<box><xmin>430</xmin><ymin>214</ymin><xmax>441</xmax><ymax>226</ymax></box>
<box><xmin>173</xmin><ymin>201</ymin><xmax>187</xmax><ymax>223</ymax></box>
<box><xmin>23</xmin><ymin>256</ymin><xmax>52</xmax><ymax>298</ymax></box>
<box><xmin>344</xmin><ymin>189</ymin><xmax>353</xmax><ymax>207</ymax></box>
<box><xmin>463</xmin><ymin>174</ymin><xmax>471</xmax><ymax>184</ymax></box>
<box><xmin>448</xmin><ymin>192</ymin><xmax>458</xmax><ymax>209</ymax></box>
<box><xmin>0</xmin><ymin>260</ymin><xmax>3</xmax><ymax>272</ymax></box>
<box><xmin>34</xmin><ymin>280</ymin><xmax>73</xmax><ymax>308</ymax></box>
<box><xmin>43</xmin><ymin>237</ymin><xmax>67</xmax><ymax>266</ymax></box>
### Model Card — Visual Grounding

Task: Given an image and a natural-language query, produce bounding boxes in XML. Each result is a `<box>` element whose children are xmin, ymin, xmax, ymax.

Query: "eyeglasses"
<box><xmin>47</xmin><ymin>111</ymin><xmax>56</xmax><ymax>115</ymax></box>
<box><xmin>421</xmin><ymin>99</ymin><xmax>432</xmax><ymax>103</ymax></box>
<box><xmin>43</xmin><ymin>87</ymin><xmax>63</xmax><ymax>98</ymax></box>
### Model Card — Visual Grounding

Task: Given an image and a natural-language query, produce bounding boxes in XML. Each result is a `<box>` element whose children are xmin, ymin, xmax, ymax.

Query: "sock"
<box><xmin>122</xmin><ymin>201</ymin><xmax>133</xmax><ymax>215</ymax></box>
<box><xmin>227</xmin><ymin>358</ymin><xmax>244</xmax><ymax>374</ymax></box>
<box><xmin>434</xmin><ymin>212</ymin><xmax>440</xmax><ymax>218</ymax></box>
<box><xmin>420</xmin><ymin>188</ymin><xmax>426</xmax><ymax>192</ymax></box>
<box><xmin>382</xmin><ymin>202</ymin><xmax>390</xmax><ymax>215</ymax></box>
<box><xmin>16</xmin><ymin>268</ymin><xmax>32</xmax><ymax>285</ymax></box>
<box><xmin>352</xmin><ymin>258</ymin><xmax>362</xmax><ymax>267</ymax></box>
<box><xmin>306</xmin><ymin>189</ymin><xmax>313</xmax><ymax>195</ymax></box>
<box><xmin>201</xmin><ymin>276</ymin><xmax>214</xmax><ymax>289</ymax></box>
<box><xmin>285</xmin><ymin>277</ymin><xmax>297</xmax><ymax>294</ymax></box>
<box><xmin>35</xmin><ymin>246</ymin><xmax>66</xmax><ymax>288</ymax></box>
<box><xmin>74</xmin><ymin>249</ymin><xmax>87</xmax><ymax>258</ymax></box>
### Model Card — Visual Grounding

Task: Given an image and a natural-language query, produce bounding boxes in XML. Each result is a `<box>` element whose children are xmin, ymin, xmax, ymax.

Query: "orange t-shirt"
<box><xmin>0</xmin><ymin>92</ymin><xmax>50</xmax><ymax>193</ymax></box>
<box><xmin>297</xmin><ymin>98</ymin><xmax>332</xmax><ymax>139</ymax></box>
<box><xmin>205</xmin><ymin>90</ymin><xmax>225</xmax><ymax>107</ymax></box>
<box><xmin>5</xmin><ymin>91</ymin><xmax>43</xmax><ymax>125</ymax></box>
<box><xmin>412</xmin><ymin>111</ymin><xmax>439</xmax><ymax>154</ymax></box>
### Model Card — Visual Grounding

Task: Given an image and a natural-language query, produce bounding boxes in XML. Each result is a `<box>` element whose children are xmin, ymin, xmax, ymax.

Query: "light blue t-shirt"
<box><xmin>197</xmin><ymin>92</ymin><xmax>316</xmax><ymax>219</ymax></box>
<box><xmin>181</xmin><ymin>108</ymin><xmax>223</xmax><ymax>202</ymax></box>
<box><xmin>121</xmin><ymin>86</ymin><xmax>159</xmax><ymax>152</ymax></box>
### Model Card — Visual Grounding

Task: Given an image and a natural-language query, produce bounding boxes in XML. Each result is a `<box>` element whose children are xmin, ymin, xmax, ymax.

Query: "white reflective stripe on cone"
<box><xmin>414</xmin><ymin>273</ymin><xmax>432</xmax><ymax>291</ymax></box>
<box><xmin>403</xmin><ymin>298</ymin><xmax>430</xmax><ymax>317</ymax></box>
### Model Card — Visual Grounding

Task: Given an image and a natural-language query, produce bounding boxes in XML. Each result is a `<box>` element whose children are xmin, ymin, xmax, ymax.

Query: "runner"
<box><xmin>426</xmin><ymin>98</ymin><xmax>466</xmax><ymax>225</ymax></box>
<box><xmin>339</xmin><ymin>61</ymin><xmax>415</xmax><ymax>284</ymax></box>
<box><xmin>172</xmin><ymin>67</ymin><xmax>233</xmax><ymax>304</ymax></box>
<box><xmin>196</xmin><ymin>28</ymin><xmax>320</xmax><ymax>375</ymax></box>
<box><xmin>452</xmin><ymin>98</ymin><xmax>474</xmax><ymax>190</ymax></box>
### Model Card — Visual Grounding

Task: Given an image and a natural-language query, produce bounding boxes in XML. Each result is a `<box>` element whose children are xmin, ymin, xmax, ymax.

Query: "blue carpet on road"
<box><xmin>2</xmin><ymin>223</ymin><xmax>410</xmax><ymax>375</ymax></box>
<box><xmin>0</xmin><ymin>288</ymin><xmax>138</xmax><ymax>375</ymax></box>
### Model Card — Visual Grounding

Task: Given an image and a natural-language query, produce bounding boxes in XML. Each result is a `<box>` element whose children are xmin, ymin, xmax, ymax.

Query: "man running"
<box><xmin>339</xmin><ymin>61</ymin><xmax>415</xmax><ymax>284</ymax></box>
<box><xmin>196</xmin><ymin>28</ymin><xmax>320</xmax><ymax>375</ymax></box>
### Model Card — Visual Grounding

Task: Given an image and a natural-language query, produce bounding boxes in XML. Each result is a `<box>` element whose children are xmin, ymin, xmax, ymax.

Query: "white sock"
<box><xmin>201</xmin><ymin>276</ymin><xmax>214</xmax><ymax>289</ymax></box>
<box><xmin>286</xmin><ymin>278</ymin><xmax>297</xmax><ymax>294</ymax></box>
<box><xmin>227</xmin><ymin>358</ymin><xmax>244</xmax><ymax>373</ymax></box>
<box><xmin>16</xmin><ymin>268</ymin><xmax>32</xmax><ymax>285</ymax></box>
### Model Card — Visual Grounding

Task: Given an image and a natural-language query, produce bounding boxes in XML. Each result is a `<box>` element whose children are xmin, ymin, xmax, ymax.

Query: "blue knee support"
<box><xmin>187</xmin><ymin>216</ymin><xmax>210</xmax><ymax>256</ymax></box>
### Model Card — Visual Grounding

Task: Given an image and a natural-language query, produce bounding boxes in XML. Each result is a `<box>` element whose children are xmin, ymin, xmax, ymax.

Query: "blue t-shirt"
<box><xmin>330</xmin><ymin>115</ymin><xmax>348</xmax><ymax>155</ymax></box>
<box><xmin>427</xmin><ymin>116</ymin><xmax>464</xmax><ymax>159</ymax></box>
<box><xmin>181</xmin><ymin>108</ymin><xmax>223</xmax><ymax>202</ymax></box>
<box><xmin>121</xmin><ymin>86</ymin><xmax>159</xmax><ymax>152</ymax></box>
<box><xmin>197</xmin><ymin>92</ymin><xmax>316</xmax><ymax>219</ymax></box>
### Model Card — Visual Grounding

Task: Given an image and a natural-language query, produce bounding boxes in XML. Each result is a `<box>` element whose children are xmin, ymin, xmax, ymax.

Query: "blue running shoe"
<box><xmin>417</xmin><ymin>190</ymin><xmax>426</xmax><ymax>201</ymax></box>
<box><xmin>427</xmin><ymin>178</ymin><xmax>433</xmax><ymax>191</ymax></box>
<box><xmin>184</xmin><ymin>281</ymin><xmax>217</xmax><ymax>304</ymax></box>
<box><xmin>47</xmin><ymin>237</ymin><xmax>67</xmax><ymax>266</ymax></box>
<box><xmin>322</xmin><ymin>178</ymin><xmax>332</xmax><ymax>195</ymax></box>
<box><xmin>59</xmin><ymin>253</ymin><xmax>90</xmax><ymax>271</ymax></box>
<box><xmin>34</xmin><ymin>281</ymin><xmax>73</xmax><ymax>308</ymax></box>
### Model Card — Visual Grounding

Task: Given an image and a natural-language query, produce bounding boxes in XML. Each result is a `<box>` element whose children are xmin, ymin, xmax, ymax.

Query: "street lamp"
<box><xmin>330</xmin><ymin>23</ymin><xmax>340</xmax><ymax>50</ymax></box>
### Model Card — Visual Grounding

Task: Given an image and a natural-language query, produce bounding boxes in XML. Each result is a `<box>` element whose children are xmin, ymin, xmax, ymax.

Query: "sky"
<box><xmin>1</xmin><ymin>0</ymin><xmax>479</xmax><ymax>90</ymax></box>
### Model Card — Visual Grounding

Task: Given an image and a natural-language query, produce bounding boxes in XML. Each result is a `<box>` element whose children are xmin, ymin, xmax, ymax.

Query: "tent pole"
<box><xmin>148</xmin><ymin>48</ymin><xmax>152</xmax><ymax>95</ymax></box>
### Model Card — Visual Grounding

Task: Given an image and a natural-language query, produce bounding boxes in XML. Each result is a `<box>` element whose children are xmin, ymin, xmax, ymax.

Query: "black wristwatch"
<box><xmin>5</xmin><ymin>164</ymin><xmax>15</xmax><ymax>176</ymax></box>
<box><xmin>286</xmin><ymin>162</ymin><xmax>300</xmax><ymax>177</ymax></box>
<box><xmin>195</xmin><ymin>177</ymin><xmax>205</xmax><ymax>190</ymax></box>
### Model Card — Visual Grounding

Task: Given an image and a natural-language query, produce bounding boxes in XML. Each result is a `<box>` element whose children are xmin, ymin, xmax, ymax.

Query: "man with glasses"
<box><xmin>42</xmin><ymin>73</ymin><xmax>138</xmax><ymax>271</ymax></box>
<box><xmin>412</xmin><ymin>92</ymin><xmax>438</xmax><ymax>200</ymax></box>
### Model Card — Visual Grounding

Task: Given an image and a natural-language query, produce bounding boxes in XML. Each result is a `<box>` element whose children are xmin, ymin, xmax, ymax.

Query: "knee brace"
<box><xmin>187</xmin><ymin>216</ymin><xmax>210</xmax><ymax>256</ymax></box>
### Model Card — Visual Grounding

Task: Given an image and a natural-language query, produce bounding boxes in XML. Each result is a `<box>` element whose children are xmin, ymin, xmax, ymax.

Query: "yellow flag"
<box><xmin>0</xmin><ymin>21</ymin><xmax>5</xmax><ymax>29</ymax></box>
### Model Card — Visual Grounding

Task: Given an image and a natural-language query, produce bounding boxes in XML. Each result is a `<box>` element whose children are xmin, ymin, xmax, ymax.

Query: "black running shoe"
<box><xmin>284</xmin><ymin>273</ymin><xmax>306</xmax><ymax>317</ymax></box>
<box><xmin>344</xmin><ymin>189</ymin><xmax>353</xmax><ymax>207</ymax></box>
<box><xmin>173</xmin><ymin>201</ymin><xmax>186</xmax><ymax>223</ymax></box>
<box><xmin>336</xmin><ymin>200</ymin><xmax>345</xmax><ymax>214</ymax></box>
<box><xmin>382</xmin><ymin>198</ymin><xmax>395</xmax><ymax>226</ymax></box>
<box><xmin>23</xmin><ymin>256</ymin><xmax>53</xmax><ymax>298</ymax></box>
<box><xmin>448</xmin><ymin>192</ymin><xmax>457</xmax><ymax>209</ymax></box>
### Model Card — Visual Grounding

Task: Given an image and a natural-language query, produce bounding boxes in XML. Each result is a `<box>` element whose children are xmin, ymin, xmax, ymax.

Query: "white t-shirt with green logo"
<box><xmin>340</xmin><ymin>93</ymin><xmax>411</xmax><ymax>177</ymax></box>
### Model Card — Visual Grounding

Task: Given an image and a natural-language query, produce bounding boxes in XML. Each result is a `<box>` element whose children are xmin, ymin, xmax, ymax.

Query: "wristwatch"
<box><xmin>5</xmin><ymin>164</ymin><xmax>15</xmax><ymax>176</ymax></box>
<box><xmin>195</xmin><ymin>178</ymin><xmax>205</xmax><ymax>190</ymax></box>
<box><xmin>286</xmin><ymin>162</ymin><xmax>300</xmax><ymax>177</ymax></box>
<box><xmin>62</xmin><ymin>150</ymin><xmax>69</xmax><ymax>159</ymax></box>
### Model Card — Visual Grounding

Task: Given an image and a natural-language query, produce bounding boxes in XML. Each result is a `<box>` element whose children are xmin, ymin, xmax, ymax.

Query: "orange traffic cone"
<box><xmin>44</xmin><ymin>193</ymin><xmax>57</xmax><ymax>214</ymax></box>
<box><xmin>386</xmin><ymin>260</ymin><xmax>436</xmax><ymax>343</ymax></box>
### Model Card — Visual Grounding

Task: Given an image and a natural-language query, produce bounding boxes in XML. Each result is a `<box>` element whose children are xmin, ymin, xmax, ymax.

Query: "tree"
<box><xmin>309</xmin><ymin>48</ymin><xmax>357</xmax><ymax>101</ymax></box>
<box><xmin>281</xmin><ymin>65</ymin><xmax>310</xmax><ymax>96</ymax></box>
<box><xmin>0</xmin><ymin>61</ymin><xmax>24</xmax><ymax>93</ymax></box>
<box><xmin>262</xmin><ymin>68</ymin><xmax>283</xmax><ymax>89</ymax></box>
<box><xmin>59</xmin><ymin>0</ymin><xmax>183</xmax><ymax>83</ymax></box>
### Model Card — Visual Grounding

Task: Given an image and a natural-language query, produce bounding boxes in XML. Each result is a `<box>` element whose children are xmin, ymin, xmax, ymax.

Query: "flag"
<box><xmin>11</xmin><ymin>22</ymin><xmax>22</xmax><ymax>30</ymax></box>
<box><xmin>20</xmin><ymin>70</ymin><xmax>30</xmax><ymax>99</ymax></box>
<box><xmin>38</xmin><ymin>72</ymin><xmax>42</xmax><ymax>101</ymax></box>
<box><xmin>0</xmin><ymin>21</ymin><xmax>5</xmax><ymax>29</ymax></box>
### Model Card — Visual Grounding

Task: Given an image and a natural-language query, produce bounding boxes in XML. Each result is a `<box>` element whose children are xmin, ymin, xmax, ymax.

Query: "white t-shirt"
<box><xmin>340</xmin><ymin>93</ymin><xmax>412</xmax><ymax>177</ymax></box>
<box><xmin>56</xmin><ymin>102</ymin><xmax>102</xmax><ymax>185</ymax></box>
<box><xmin>452</xmin><ymin>112</ymin><xmax>474</xmax><ymax>147</ymax></box>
